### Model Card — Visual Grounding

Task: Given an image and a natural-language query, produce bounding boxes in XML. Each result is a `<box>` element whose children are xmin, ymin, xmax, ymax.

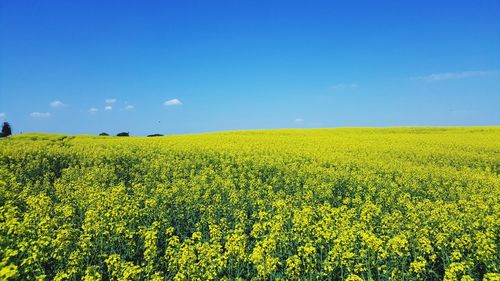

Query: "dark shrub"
<box><xmin>1</xmin><ymin>122</ymin><xmax>12</xmax><ymax>137</ymax></box>
<box><xmin>99</xmin><ymin>132</ymin><xmax>109</xmax><ymax>136</ymax></box>
<box><xmin>147</xmin><ymin>134</ymin><xmax>163</xmax><ymax>137</ymax></box>
<box><xmin>117</xmin><ymin>132</ymin><xmax>129</xmax><ymax>137</ymax></box>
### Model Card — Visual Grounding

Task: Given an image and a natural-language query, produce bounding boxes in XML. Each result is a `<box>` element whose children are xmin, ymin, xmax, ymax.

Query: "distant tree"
<box><xmin>147</xmin><ymin>134</ymin><xmax>163</xmax><ymax>137</ymax></box>
<box><xmin>1</xmin><ymin>122</ymin><xmax>12</xmax><ymax>137</ymax></box>
<box><xmin>117</xmin><ymin>132</ymin><xmax>129</xmax><ymax>137</ymax></box>
<box><xmin>99</xmin><ymin>132</ymin><xmax>109</xmax><ymax>136</ymax></box>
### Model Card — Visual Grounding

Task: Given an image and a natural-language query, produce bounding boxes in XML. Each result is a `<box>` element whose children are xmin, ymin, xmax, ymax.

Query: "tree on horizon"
<box><xmin>1</xmin><ymin>122</ymin><xmax>12</xmax><ymax>137</ymax></box>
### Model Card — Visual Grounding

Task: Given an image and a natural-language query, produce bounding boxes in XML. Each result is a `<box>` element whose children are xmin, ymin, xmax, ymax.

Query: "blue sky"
<box><xmin>1</xmin><ymin>0</ymin><xmax>499</xmax><ymax>135</ymax></box>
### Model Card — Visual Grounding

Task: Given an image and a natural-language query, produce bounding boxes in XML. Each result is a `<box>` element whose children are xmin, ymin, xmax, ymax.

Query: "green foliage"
<box><xmin>0</xmin><ymin>127</ymin><xmax>499</xmax><ymax>280</ymax></box>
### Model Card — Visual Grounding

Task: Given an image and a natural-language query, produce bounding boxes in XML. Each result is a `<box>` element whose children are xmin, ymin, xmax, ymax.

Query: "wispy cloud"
<box><xmin>105</xmin><ymin>98</ymin><xmax>117</xmax><ymax>104</ymax></box>
<box><xmin>30</xmin><ymin>112</ymin><xmax>51</xmax><ymax>118</ymax></box>
<box><xmin>295</xmin><ymin>118</ymin><xmax>304</xmax><ymax>123</ymax></box>
<box><xmin>0</xmin><ymin>113</ymin><xmax>5</xmax><ymax>120</ymax></box>
<box><xmin>164</xmin><ymin>98</ymin><xmax>182</xmax><ymax>106</ymax></box>
<box><xmin>50</xmin><ymin>100</ymin><xmax>66</xmax><ymax>108</ymax></box>
<box><xmin>104</xmin><ymin>106</ymin><xmax>113</xmax><ymax>111</ymax></box>
<box><xmin>415</xmin><ymin>70</ymin><xmax>497</xmax><ymax>81</ymax></box>
<box><xmin>330</xmin><ymin>83</ymin><xmax>359</xmax><ymax>90</ymax></box>
<box><xmin>89</xmin><ymin>107</ymin><xmax>98</xmax><ymax>113</ymax></box>
<box><xmin>124</xmin><ymin>105</ymin><xmax>134</xmax><ymax>110</ymax></box>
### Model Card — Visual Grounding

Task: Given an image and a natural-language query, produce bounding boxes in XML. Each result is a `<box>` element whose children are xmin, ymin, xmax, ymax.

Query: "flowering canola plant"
<box><xmin>0</xmin><ymin>127</ymin><xmax>499</xmax><ymax>280</ymax></box>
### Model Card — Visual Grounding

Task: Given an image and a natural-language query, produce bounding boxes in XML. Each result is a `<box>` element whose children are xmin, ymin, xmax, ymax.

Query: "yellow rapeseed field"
<box><xmin>0</xmin><ymin>127</ymin><xmax>499</xmax><ymax>280</ymax></box>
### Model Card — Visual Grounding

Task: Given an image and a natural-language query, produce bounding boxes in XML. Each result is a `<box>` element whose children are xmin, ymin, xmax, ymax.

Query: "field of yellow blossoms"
<box><xmin>0</xmin><ymin>127</ymin><xmax>499</xmax><ymax>280</ymax></box>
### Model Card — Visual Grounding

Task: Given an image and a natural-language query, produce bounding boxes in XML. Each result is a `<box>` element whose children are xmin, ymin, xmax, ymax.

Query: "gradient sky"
<box><xmin>1</xmin><ymin>0</ymin><xmax>499</xmax><ymax>135</ymax></box>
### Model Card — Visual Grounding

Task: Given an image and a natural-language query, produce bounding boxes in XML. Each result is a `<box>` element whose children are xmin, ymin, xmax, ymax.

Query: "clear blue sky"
<box><xmin>1</xmin><ymin>0</ymin><xmax>499</xmax><ymax>135</ymax></box>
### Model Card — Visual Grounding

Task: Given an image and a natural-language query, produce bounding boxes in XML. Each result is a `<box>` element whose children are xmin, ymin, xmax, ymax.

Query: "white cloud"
<box><xmin>50</xmin><ymin>100</ymin><xmax>66</xmax><ymax>108</ymax></box>
<box><xmin>0</xmin><ymin>113</ymin><xmax>5</xmax><ymax>120</ymax></box>
<box><xmin>415</xmin><ymin>70</ymin><xmax>496</xmax><ymax>81</ymax></box>
<box><xmin>164</xmin><ymin>98</ymin><xmax>182</xmax><ymax>106</ymax></box>
<box><xmin>89</xmin><ymin>107</ymin><xmax>98</xmax><ymax>113</ymax></box>
<box><xmin>30</xmin><ymin>112</ymin><xmax>51</xmax><ymax>118</ymax></box>
<box><xmin>124</xmin><ymin>105</ymin><xmax>134</xmax><ymax>110</ymax></box>
<box><xmin>330</xmin><ymin>83</ymin><xmax>359</xmax><ymax>90</ymax></box>
<box><xmin>104</xmin><ymin>106</ymin><xmax>112</xmax><ymax>111</ymax></box>
<box><xmin>105</xmin><ymin>98</ymin><xmax>117</xmax><ymax>104</ymax></box>
<box><xmin>295</xmin><ymin>118</ymin><xmax>304</xmax><ymax>123</ymax></box>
